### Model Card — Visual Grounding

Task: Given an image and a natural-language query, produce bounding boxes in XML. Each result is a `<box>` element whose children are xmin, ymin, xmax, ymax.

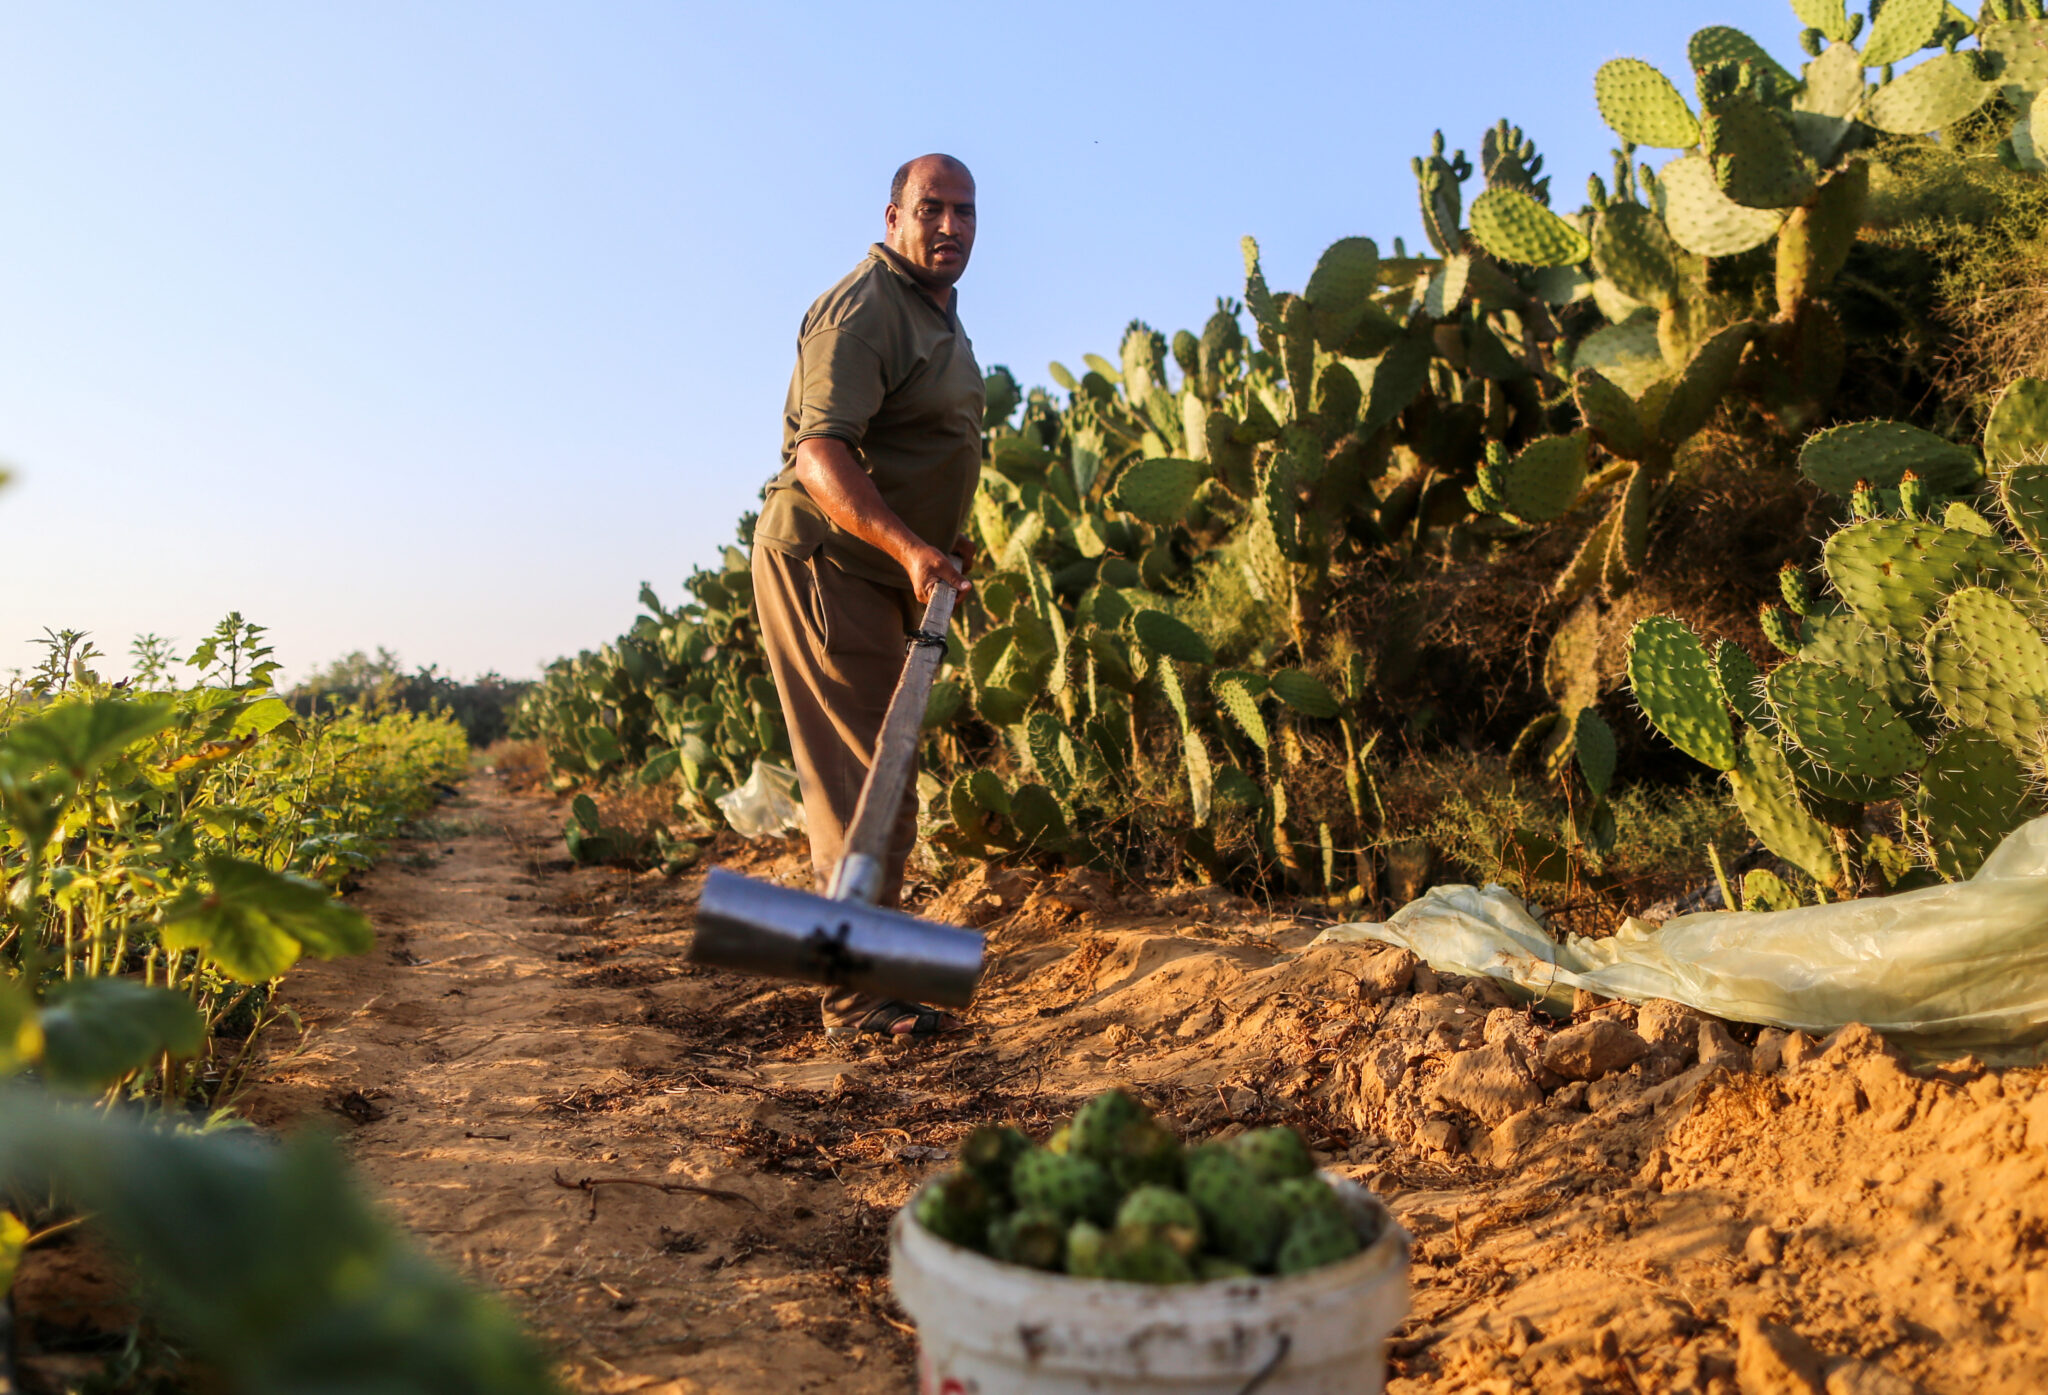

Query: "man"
<box><xmin>750</xmin><ymin>154</ymin><xmax>980</xmax><ymax>1039</ymax></box>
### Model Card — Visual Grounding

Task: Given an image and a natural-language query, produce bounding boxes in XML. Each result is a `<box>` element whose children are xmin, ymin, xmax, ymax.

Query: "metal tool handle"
<box><xmin>828</xmin><ymin>568</ymin><xmax>961</xmax><ymax>905</ymax></box>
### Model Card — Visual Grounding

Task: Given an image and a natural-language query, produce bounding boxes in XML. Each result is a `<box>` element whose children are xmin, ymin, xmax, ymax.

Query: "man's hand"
<box><xmin>952</xmin><ymin>533</ymin><xmax>977</xmax><ymax>576</ymax></box>
<box><xmin>905</xmin><ymin>545</ymin><xmax>971</xmax><ymax>604</ymax></box>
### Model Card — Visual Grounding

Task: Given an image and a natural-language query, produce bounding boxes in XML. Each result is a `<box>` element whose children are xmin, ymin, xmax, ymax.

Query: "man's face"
<box><xmin>885</xmin><ymin>162</ymin><xmax>976</xmax><ymax>290</ymax></box>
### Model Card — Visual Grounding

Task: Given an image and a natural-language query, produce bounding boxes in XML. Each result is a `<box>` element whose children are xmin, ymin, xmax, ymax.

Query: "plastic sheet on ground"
<box><xmin>1312</xmin><ymin>816</ymin><xmax>2048</xmax><ymax>1061</ymax></box>
<box><xmin>715</xmin><ymin>760</ymin><xmax>806</xmax><ymax>839</ymax></box>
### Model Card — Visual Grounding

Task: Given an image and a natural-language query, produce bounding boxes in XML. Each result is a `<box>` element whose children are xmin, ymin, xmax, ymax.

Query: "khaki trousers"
<box><xmin>750</xmin><ymin>544</ymin><xmax>922</xmax><ymax>1028</ymax></box>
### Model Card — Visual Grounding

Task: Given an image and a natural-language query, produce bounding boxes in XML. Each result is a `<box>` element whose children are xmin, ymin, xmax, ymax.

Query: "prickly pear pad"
<box><xmin>905</xmin><ymin>1088</ymin><xmax>1378</xmax><ymax>1284</ymax></box>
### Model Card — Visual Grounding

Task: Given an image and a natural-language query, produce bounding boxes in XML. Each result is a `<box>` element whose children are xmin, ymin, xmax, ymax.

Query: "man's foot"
<box><xmin>823</xmin><ymin>999</ymin><xmax>963</xmax><ymax>1040</ymax></box>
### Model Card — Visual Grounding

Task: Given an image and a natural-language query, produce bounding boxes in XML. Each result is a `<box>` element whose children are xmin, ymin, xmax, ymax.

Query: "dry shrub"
<box><xmin>484</xmin><ymin>738</ymin><xmax>549</xmax><ymax>790</ymax></box>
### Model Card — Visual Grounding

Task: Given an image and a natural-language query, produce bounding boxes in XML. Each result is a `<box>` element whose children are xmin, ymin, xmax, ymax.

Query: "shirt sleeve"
<box><xmin>792</xmin><ymin>327</ymin><xmax>887</xmax><ymax>453</ymax></box>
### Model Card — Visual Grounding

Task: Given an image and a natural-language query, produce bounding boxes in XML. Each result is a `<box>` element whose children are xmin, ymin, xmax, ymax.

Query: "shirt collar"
<box><xmin>870</xmin><ymin>242</ymin><xmax>956</xmax><ymax>319</ymax></box>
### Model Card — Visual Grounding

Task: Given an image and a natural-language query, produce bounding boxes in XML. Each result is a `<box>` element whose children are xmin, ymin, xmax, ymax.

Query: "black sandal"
<box><xmin>825</xmin><ymin>999</ymin><xmax>952</xmax><ymax>1039</ymax></box>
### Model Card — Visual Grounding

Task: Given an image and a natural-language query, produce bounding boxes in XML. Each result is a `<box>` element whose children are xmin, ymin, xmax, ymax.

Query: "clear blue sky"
<box><xmin>0</xmin><ymin>0</ymin><xmax>1799</xmax><ymax>683</ymax></box>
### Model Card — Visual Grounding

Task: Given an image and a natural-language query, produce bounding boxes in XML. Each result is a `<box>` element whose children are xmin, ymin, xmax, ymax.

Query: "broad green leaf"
<box><xmin>161</xmin><ymin>855</ymin><xmax>374</xmax><ymax>983</ymax></box>
<box><xmin>0</xmin><ymin>698</ymin><xmax>174</xmax><ymax>782</ymax></box>
<box><xmin>228</xmin><ymin>696</ymin><xmax>297</xmax><ymax>738</ymax></box>
<box><xmin>37</xmin><ymin>979</ymin><xmax>204</xmax><ymax>1091</ymax></box>
<box><xmin>1269</xmin><ymin>670</ymin><xmax>1342</xmax><ymax>718</ymax></box>
<box><xmin>0</xmin><ymin>979</ymin><xmax>43</xmax><ymax>1074</ymax></box>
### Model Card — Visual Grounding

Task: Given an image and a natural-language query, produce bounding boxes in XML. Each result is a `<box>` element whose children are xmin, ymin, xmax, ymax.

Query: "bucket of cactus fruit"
<box><xmin>889</xmin><ymin>1089</ymin><xmax>1410</xmax><ymax>1394</ymax></box>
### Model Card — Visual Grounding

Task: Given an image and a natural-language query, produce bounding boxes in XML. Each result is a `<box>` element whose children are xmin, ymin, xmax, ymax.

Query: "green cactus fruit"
<box><xmin>1918</xmin><ymin>727</ymin><xmax>2036</xmax><ymax>881</ymax></box>
<box><xmin>1711</xmin><ymin>639</ymin><xmax>1770</xmax><ymax>728</ymax></box>
<box><xmin>1923</xmin><ymin>586</ymin><xmax>2048</xmax><ymax>757</ymax></box>
<box><xmin>1469</xmin><ymin>186</ymin><xmax>1592</xmax><ymax>268</ymax></box>
<box><xmin>1898</xmin><ymin>471</ymin><xmax>1934</xmax><ymax>519</ymax></box>
<box><xmin>1196</xmin><ymin>1256</ymin><xmax>1256</xmax><ymax>1282</ymax></box>
<box><xmin>1591</xmin><ymin>203</ymin><xmax>1680</xmax><ymax>310</ymax></box>
<box><xmin>961</xmin><ymin>1125</ymin><xmax>1033</xmax><ymax>1197</ymax></box>
<box><xmin>1796</xmin><ymin>420</ymin><xmax>1977</xmax><ymax>497</ymax></box>
<box><xmin>1780</xmin><ymin>562</ymin><xmax>1820</xmax><ymax>617</ymax></box>
<box><xmin>1688</xmin><ymin>26</ymin><xmax>1795</xmax><ymax>86</ymax></box>
<box><xmin>1229</xmin><ymin>1127</ymin><xmax>1317</xmax><ymax>1183</ymax></box>
<box><xmin>1986</xmin><ymin>376</ymin><xmax>2048</xmax><ymax>472</ymax></box>
<box><xmin>1628</xmin><ymin>617</ymin><xmax>1740</xmax><ymax>771</ymax></box>
<box><xmin>1114</xmin><ymin>1186</ymin><xmax>1205</xmax><ymax>1258</ymax></box>
<box><xmin>1729</xmin><ymin>729</ymin><xmax>1844</xmax><ymax>886</ymax></box>
<box><xmin>1703</xmin><ymin>94</ymin><xmax>1817</xmax><ymax>209</ymax></box>
<box><xmin>1574</xmin><ymin>706</ymin><xmax>1618</xmax><ymax>798</ymax></box>
<box><xmin>1850</xmin><ymin>478</ymin><xmax>1883</xmax><ymax>520</ymax></box>
<box><xmin>1101</xmin><ymin>1231</ymin><xmax>1197</xmax><ymax>1285</ymax></box>
<box><xmin>1068</xmin><ymin>1089</ymin><xmax>1148</xmax><ymax>1162</ymax></box>
<box><xmin>1655</xmin><ymin>153</ymin><xmax>1786</xmax><ymax>257</ymax></box>
<box><xmin>1594</xmin><ymin>58</ymin><xmax>1702</xmax><ymax>149</ymax></box>
<box><xmin>1861</xmin><ymin>0</ymin><xmax>1947</xmax><ymax>68</ymax></box>
<box><xmin>1132</xmin><ymin>608</ymin><xmax>1214</xmax><ymax>665</ymax></box>
<box><xmin>1275</xmin><ymin>1207</ymin><xmax>1363</xmax><ymax>1277</ymax></box>
<box><xmin>1777</xmin><ymin>160</ymin><xmax>1868</xmax><ymax>313</ymax></box>
<box><xmin>1660</xmin><ymin>321</ymin><xmax>1756</xmax><ymax>445</ymax></box>
<box><xmin>1064</xmin><ymin>1220</ymin><xmax>1108</xmax><ymax>1278</ymax></box>
<box><xmin>1012</xmin><ymin>1148</ymin><xmax>1118</xmax><ymax>1227</ymax></box>
<box><xmin>1271</xmin><ymin>1176</ymin><xmax>1347</xmax><ymax>1226</ymax></box>
<box><xmin>1822</xmin><ymin>519</ymin><xmax>2014</xmax><ymax>635</ymax></box>
<box><xmin>915</xmin><ymin>1169</ymin><xmax>995</xmax><ymax>1251</ymax></box>
<box><xmin>989</xmin><ymin>1207</ymin><xmax>1068</xmax><ymax>1272</ymax></box>
<box><xmin>1270</xmin><ymin>670</ymin><xmax>1342</xmax><ymax>719</ymax></box>
<box><xmin>1303</xmin><ymin>237</ymin><xmax>1380</xmax><ymax>351</ymax></box>
<box><xmin>1764</xmin><ymin>660</ymin><xmax>1926</xmax><ymax>780</ymax></box>
<box><xmin>1109</xmin><ymin>1115</ymin><xmax>1186</xmax><ymax>1192</ymax></box>
<box><xmin>2000</xmin><ymin>460</ymin><xmax>2048</xmax><ymax>556</ymax></box>
<box><xmin>1863</xmin><ymin>50</ymin><xmax>1995</xmax><ymax>133</ymax></box>
<box><xmin>1109</xmin><ymin>457</ymin><xmax>1204</xmax><ymax>527</ymax></box>
<box><xmin>1211</xmin><ymin>671</ymin><xmax>1272</xmax><ymax>750</ymax></box>
<box><xmin>1186</xmin><ymin>1152</ymin><xmax>1288</xmax><ymax>1270</ymax></box>
<box><xmin>1573</xmin><ymin>369</ymin><xmax>1648</xmax><ymax>462</ymax></box>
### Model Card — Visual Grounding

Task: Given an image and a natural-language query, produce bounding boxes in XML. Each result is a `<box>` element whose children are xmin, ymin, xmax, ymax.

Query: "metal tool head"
<box><xmin>687</xmin><ymin>868</ymin><xmax>985</xmax><ymax>1007</ymax></box>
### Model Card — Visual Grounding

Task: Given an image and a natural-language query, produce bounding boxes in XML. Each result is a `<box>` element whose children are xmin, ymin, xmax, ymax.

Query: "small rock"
<box><xmin>1753</xmin><ymin>1028</ymin><xmax>1790</xmax><ymax>1074</ymax></box>
<box><xmin>1429</xmin><ymin>1044</ymin><xmax>1544</xmax><ymax>1125</ymax></box>
<box><xmin>1737</xmin><ymin>1317</ymin><xmax>1826</xmax><ymax>1395</ymax></box>
<box><xmin>1638</xmin><ymin>999</ymin><xmax>1704</xmax><ymax>1059</ymax></box>
<box><xmin>1549</xmin><ymin>1080</ymin><xmax>1589</xmax><ymax>1111</ymax></box>
<box><xmin>1410</xmin><ymin>961</ymin><xmax>1440</xmax><ymax>995</ymax></box>
<box><xmin>1572</xmin><ymin>987</ymin><xmax>1608</xmax><ymax>1017</ymax></box>
<box><xmin>1417</xmin><ymin>1117</ymin><xmax>1462</xmax><ymax>1155</ymax></box>
<box><xmin>1358</xmin><ymin>946</ymin><xmax>1419</xmax><ymax>998</ymax></box>
<box><xmin>1175</xmin><ymin>1007</ymin><xmax>1221</xmax><ymax>1039</ymax></box>
<box><xmin>1541</xmin><ymin>1018</ymin><xmax>1652</xmax><ymax>1082</ymax></box>
<box><xmin>1744</xmin><ymin>1225</ymin><xmax>1783</xmax><ymax>1266</ymax></box>
<box><xmin>1463</xmin><ymin>977</ymin><xmax>1514</xmax><ymax>1010</ymax></box>
<box><xmin>1699</xmin><ymin>1019</ymin><xmax>1752</xmax><ymax>1073</ymax></box>
<box><xmin>1385</xmin><ymin>839</ymin><xmax>1433</xmax><ymax>904</ymax></box>
<box><xmin>1825</xmin><ymin>1358</ymin><xmax>1920</xmax><ymax>1395</ymax></box>
<box><xmin>1489</xmin><ymin>1106</ymin><xmax>1573</xmax><ymax>1163</ymax></box>
<box><xmin>1781</xmin><ymin>1030</ymin><xmax>1821</xmax><ymax>1071</ymax></box>
<box><xmin>1483</xmin><ymin>1007</ymin><xmax>1550</xmax><ymax>1060</ymax></box>
<box><xmin>1820</xmin><ymin>1023</ymin><xmax>1897</xmax><ymax>1066</ymax></box>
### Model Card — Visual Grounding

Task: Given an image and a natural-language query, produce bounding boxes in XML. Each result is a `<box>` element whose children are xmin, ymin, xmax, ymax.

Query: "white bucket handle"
<box><xmin>1237</xmin><ymin>1333</ymin><xmax>1293</xmax><ymax>1394</ymax></box>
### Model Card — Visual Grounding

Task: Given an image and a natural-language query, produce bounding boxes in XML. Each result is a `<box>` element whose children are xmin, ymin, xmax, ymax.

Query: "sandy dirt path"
<box><xmin>231</xmin><ymin>770</ymin><xmax>2048</xmax><ymax>1395</ymax></box>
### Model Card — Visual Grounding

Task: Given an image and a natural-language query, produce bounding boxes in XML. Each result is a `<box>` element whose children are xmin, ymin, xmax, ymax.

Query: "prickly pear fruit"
<box><xmin>1186</xmin><ymin>1150</ymin><xmax>1287</xmax><ymax>1269</ymax></box>
<box><xmin>1851</xmin><ymin>478</ymin><xmax>1882</xmax><ymax>520</ymax></box>
<box><xmin>1064</xmin><ymin>1220</ymin><xmax>1108</xmax><ymax>1278</ymax></box>
<box><xmin>1271</xmin><ymin>1176</ymin><xmax>1346</xmax><ymax>1225</ymax></box>
<box><xmin>989</xmin><ymin>1207</ymin><xmax>1067</xmax><ymax>1272</ymax></box>
<box><xmin>1012</xmin><ymin>1148</ymin><xmax>1118</xmax><ymax>1226</ymax></box>
<box><xmin>1068</xmin><ymin>1088</ymin><xmax>1147</xmax><ymax>1163</ymax></box>
<box><xmin>1761</xmin><ymin>603</ymin><xmax>1803</xmax><ymax>657</ymax></box>
<box><xmin>1899</xmin><ymin>469</ymin><xmax>1933</xmax><ymax>518</ymax></box>
<box><xmin>1228</xmin><ymin>1127</ymin><xmax>1316</xmax><ymax>1183</ymax></box>
<box><xmin>1779</xmin><ymin>562</ymin><xmax>1819</xmax><ymax>617</ymax></box>
<box><xmin>1276</xmin><ymin>1207</ymin><xmax>1362</xmax><ymax>1276</ymax></box>
<box><xmin>961</xmin><ymin>1124</ymin><xmax>1031</xmax><ymax>1198</ymax></box>
<box><xmin>1114</xmin><ymin>1185</ymin><xmax>1204</xmax><ymax>1258</ymax></box>
<box><xmin>1108</xmin><ymin>1114</ymin><xmax>1185</xmax><ymax>1191</ymax></box>
<box><xmin>1101</xmin><ymin>1231</ymin><xmax>1196</xmax><ymax>1284</ymax></box>
<box><xmin>914</xmin><ymin>1169</ymin><xmax>994</xmax><ymax>1251</ymax></box>
<box><xmin>1197</xmin><ymin>1256</ymin><xmax>1256</xmax><ymax>1282</ymax></box>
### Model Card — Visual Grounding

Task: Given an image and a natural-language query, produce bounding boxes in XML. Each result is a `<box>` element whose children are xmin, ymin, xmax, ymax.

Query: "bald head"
<box><xmin>884</xmin><ymin>154</ymin><xmax>976</xmax><ymax>296</ymax></box>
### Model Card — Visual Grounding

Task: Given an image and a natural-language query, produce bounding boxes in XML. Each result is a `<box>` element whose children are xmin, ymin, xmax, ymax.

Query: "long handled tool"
<box><xmin>687</xmin><ymin>575</ymin><xmax>985</xmax><ymax>1007</ymax></box>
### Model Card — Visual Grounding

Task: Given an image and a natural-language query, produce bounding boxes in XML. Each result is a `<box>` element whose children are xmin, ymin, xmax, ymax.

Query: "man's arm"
<box><xmin>792</xmin><ymin>436</ymin><xmax>971</xmax><ymax>602</ymax></box>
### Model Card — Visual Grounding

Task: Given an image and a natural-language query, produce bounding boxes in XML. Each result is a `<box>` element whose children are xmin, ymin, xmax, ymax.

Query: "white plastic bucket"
<box><xmin>889</xmin><ymin>1173</ymin><xmax>1410</xmax><ymax>1394</ymax></box>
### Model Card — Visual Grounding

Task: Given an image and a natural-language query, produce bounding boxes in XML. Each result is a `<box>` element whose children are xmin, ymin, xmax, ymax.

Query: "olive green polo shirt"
<box><xmin>755</xmin><ymin>242</ymin><xmax>984</xmax><ymax>589</ymax></box>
